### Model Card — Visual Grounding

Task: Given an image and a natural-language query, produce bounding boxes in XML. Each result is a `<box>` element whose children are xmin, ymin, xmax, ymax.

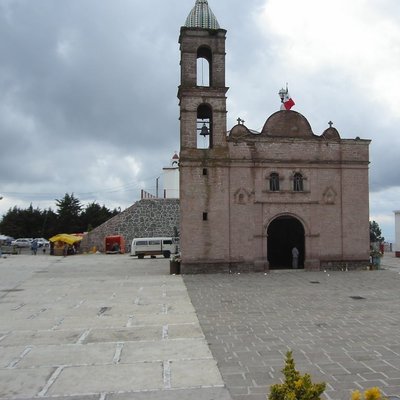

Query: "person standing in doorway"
<box><xmin>292</xmin><ymin>246</ymin><xmax>299</xmax><ymax>269</ymax></box>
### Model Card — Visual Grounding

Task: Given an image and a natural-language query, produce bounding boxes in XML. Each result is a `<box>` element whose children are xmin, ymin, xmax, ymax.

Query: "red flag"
<box><xmin>282</xmin><ymin>92</ymin><xmax>295</xmax><ymax>110</ymax></box>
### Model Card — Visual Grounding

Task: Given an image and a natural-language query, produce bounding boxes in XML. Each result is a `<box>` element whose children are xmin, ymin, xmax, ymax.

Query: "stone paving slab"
<box><xmin>168</xmin><ymin>322</ymin><xmax>204</xmax><ymax>339</ymax></box>
<box><xmin>0</xmin><ymin>330</ymin><xmax>84</xmax><ymax>346</ymax></box>
<box><xmin>17</xmin><ymin>343</ymin><xmax>117</xmax><ymax>368</ymax></box>
<box><xmin>82</xmin><ymin>326</ymin><xmax>163</xmax><ymax>343</ymax></box>
<box><xmin>170</xmin><ymin>359</ymin><xmax>226</xmax><ymax>388</ymax></box>
<box><xmin>106</xmin><ymin>387</ymin><xmax>232</xmax><ymax>400</ymax></box>
<box><xmin>46</xmin><ymin>363</ymin><xmax>164</xmax><ymax>395</ymax></box>
<box><xmin>0</xmin><ymin>367</ymin><xmax>56</xmax><ymax>398</ymax></box>
<box><xmin>184</xmin><ymin>254</ymin><xmax>400</xmax><ymax>400</ymax></box>
<box><xmin>0</xmin><ymin>317</ymin><xmax>58</xmax><ymax>331</ymax></box>
<box><xmin>54</xmin><ymin>315</ymin><xmax>131</xmax><ymax>329</ymax></box>
<box><xmin>127</xmin><ymin>313</ymin><xmax>200</xmax><ymax>326</ymax></box>
<box><xmin>0</xmin><ymin>346</ymin><xmax>26</xmax><ymax>368</ymax></box>
<box><xmin>120</xmin><ymin>338</ymin><xmax>213</xmax><ymax>363</ymax></box>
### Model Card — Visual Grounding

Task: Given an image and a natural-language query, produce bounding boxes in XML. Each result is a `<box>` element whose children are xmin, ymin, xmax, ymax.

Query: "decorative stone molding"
<box><xmin>322</xmin><ymin>186</ymin><xmax>337</xmax><ymax>205</ymax></box>
<box><xmin>233</xmin><ymin>188</ymin><xmax>252</xmax><ymax>204</ymax></box>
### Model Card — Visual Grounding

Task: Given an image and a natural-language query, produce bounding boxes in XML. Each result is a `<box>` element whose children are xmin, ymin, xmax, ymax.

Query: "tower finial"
<box><xmin>278</xmin><ymin>84</ymin><xmax>295</xmax><ymax>110</ymax></box>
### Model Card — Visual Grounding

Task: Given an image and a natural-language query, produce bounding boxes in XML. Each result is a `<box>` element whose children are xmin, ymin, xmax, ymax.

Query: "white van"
<box><xmin>130</xmin><ymin>237</ymin><xmax>178</xmax><ymax>259</ymax></box>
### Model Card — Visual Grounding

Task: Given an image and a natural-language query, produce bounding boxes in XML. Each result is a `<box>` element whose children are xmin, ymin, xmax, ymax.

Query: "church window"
<box><xmin>197</xmin><ymin>46</ymin><xmax>212</xmax><ymax>87</ymax></box>
<box><xmin>269</xmin><ymin>173</ymin><xmax>280</xmax><ymax>191</ymax></box>
<box><xmin>293</xmin><ymin>173</ymin><xmax>304</xmax><ymax>192</ymax></box>
<box><xmin>197</xmin><ymin>104</ymin><xmax>213</xmax><ymax>149</ymax></box>
<box><xmin>203</xmin><ymin>212</ymin><xmax>208</xmax><ymax>221</ymax></box>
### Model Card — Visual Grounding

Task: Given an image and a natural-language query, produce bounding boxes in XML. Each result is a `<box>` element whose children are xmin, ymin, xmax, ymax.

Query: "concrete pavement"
<box><xmin>0</xmin><ymin>253</ymin><xmax>231</xmax><ymax>400</ymax></box>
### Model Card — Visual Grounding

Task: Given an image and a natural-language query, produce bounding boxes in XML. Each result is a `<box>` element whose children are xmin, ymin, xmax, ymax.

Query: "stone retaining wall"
<box><xmin>80</xmin><ymin>199</ymin><xmax>180</xmax><ymax>253</ymax></box>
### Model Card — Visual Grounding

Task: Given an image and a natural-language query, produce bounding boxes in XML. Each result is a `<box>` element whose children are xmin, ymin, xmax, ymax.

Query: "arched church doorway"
<box><xmin>267</xmin><ymin>216</ymin><xmax>305</xmax><ymax>269</ymax></box>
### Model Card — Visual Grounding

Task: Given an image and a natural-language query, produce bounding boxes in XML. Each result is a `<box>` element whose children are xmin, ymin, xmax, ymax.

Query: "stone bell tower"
<box><xmin>178</xmin><ymin>0</ymin><xmax>230</xmax><ymax>272</ymax></box>
<box><xmin>178</xmin><ymin>0</ymin><xmax>228</xmax><ymax>150</ymax></box>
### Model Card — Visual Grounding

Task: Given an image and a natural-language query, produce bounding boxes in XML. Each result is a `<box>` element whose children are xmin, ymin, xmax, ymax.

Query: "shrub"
<box><xmin>268</xmin><ymin>351</ymin><xmax>326</xmax><ymax>400</ymax></box>
<box><xmin>351</xmin><ymin>387</ymin><xmax>387</xmax><ymax>400</ymax></box>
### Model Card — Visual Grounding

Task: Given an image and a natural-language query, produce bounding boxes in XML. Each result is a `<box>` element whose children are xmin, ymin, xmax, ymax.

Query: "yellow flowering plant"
<box><xmin>351</xmin><ymin>387</ymin><xmax>387</xmax><ymax>400</ymax></box>
<box><xmin>268</xmin><ymin>351</ymin><xmax>326</xmax><ymax>400</ymax></box>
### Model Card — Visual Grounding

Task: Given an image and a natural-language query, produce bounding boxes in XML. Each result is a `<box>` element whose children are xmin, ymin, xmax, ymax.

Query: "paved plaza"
<box><xmin>0</xmin><ymin>253</ymin><xmax>230</xmax><ymax>400</ymax></box>
<box><xmin>0</xmin><ymin>252</ymin><xmax>399</xmax><ymax>400</ymax></box>
<box><xmin>184</xmin><ymin>255</ymin><xmax>400</xmax><ymax>400</ymax></box>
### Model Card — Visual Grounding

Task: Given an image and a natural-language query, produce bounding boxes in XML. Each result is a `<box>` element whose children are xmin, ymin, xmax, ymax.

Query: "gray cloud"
<box><xmin>0</xmin><ymin>0</ymin><xmax>399</xmax><ymax>240</ymax></box>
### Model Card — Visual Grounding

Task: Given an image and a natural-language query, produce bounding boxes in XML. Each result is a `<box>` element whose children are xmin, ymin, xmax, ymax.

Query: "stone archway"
<box><xmin>267</xmin><ymin>216</ymin><xmax>305</xmax><ymax>269</ymax></box>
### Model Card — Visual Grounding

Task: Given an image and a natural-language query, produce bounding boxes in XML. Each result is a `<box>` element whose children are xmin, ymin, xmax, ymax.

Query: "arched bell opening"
<box><xmin>197</xmin><ymin>103</ymin><xmax>213</xmax><ymax>149</ymax></box>
<box><xmin>197</xmin><ymin>46</ymin><xmax>212</xmax><ymax>87</ymax></box>
<box><xmin>267</xmin><ymin>215</ymin><xmax>305</xmax><ymax>269</ymax></box>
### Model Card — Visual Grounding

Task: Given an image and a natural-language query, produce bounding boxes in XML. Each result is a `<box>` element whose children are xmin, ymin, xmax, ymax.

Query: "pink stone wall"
<box><xmin>180</xmin><ymin>137</ymin><xmax>370</xmax><ymax>272</ymax></box>
<box><xmin>180</xmin><ymin>164</ymin><xmax>230</xmax><ymax>264</ymax></box>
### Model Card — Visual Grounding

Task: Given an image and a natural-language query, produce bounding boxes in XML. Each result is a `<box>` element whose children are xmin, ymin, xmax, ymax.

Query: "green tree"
<box><xmin>0</xmin><ymin>204</ymin><xmax>47</xmax><ymax>238</ymax></box>
<box><xmin>0</xmin><ymin>206</ymin><xmax>25</xmax><ymax>238</ymax></box>
<box><xmin>369</xmin><ymin>220</ymin><xmax>384</xmax><ymax>243</ymax></box>
<box><xmin>55</xmin><ymin>193</ymin><xmax>83</xmax><ymax>233</ymax></box>
<box><xmin>80</xmin><ymin>202</ymin><xmax>118</xmax><ymax>232</ymax></box>
<box><xmin>40</xmin><ymin>208</ymin><xmax>58</xmax><ymax>238</ymax></box>
<box><xmin>22</xmin><ymin>204</ymin><xmax>45</xmax><ymax>238</ymax></box>
<box><xmin>0</xmin><ymin>194</ymin><xmax>119</xmax><ymax>238</ymax></box>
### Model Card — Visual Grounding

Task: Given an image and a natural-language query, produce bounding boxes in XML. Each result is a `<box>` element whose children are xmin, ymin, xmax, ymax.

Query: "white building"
<box><xmin>162</xmin><ymin>153</ymin><xmax>179</xmax><ymax>199</ymax></box>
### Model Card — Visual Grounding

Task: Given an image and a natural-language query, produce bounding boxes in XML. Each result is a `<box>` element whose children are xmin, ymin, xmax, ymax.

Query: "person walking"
<box><xmin>31</xmin><ymin>240</ymin><xmax>38</xmax><ymax>255</ymax></box>
<box><xmin>63</xmin><ymin>243</ymin><xmax>68</xmax><ymax>257</ymax></box>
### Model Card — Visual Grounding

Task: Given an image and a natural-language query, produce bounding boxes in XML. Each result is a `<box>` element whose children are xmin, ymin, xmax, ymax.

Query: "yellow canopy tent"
<box><xmin>49</xmin><ymin>234</ymin><xmax>83</xmax><ymax>245</ymax></box>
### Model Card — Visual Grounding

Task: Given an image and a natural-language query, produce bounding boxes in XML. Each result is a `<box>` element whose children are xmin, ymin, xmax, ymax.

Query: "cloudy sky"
<box><xmin>0</xmin><ymin>0</ymin><xmax>399</xmax><ymax>241</ymax></box>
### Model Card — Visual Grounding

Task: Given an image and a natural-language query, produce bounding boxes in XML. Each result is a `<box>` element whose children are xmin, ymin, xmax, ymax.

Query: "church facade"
<box><xmin>178</xmin><ymin>0</ymin><xmax>371</xmax><ymax>273</ymax></box>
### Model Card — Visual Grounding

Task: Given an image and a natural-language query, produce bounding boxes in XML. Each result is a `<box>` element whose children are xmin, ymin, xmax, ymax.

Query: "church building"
<box><xmin>178</xmin><ymin>0</ymin><xmax>371</xmax><ymax>273</ymax></box>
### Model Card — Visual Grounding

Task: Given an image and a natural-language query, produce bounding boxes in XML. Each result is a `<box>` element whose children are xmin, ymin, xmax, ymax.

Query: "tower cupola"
<box><xmin>185</xmin><ymin>0</ymin><xmax>220</xmax><ymax>30</ymax></box>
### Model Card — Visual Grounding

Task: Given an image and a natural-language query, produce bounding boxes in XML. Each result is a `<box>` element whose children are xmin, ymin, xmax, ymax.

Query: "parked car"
<box><xmin>0</xmin><ymin>235</ymin><xmax>14</xmax><ymax>245</ymax></box>
<box><xmin>11</xmin><ymin>238</ymin><xmax>32</xmax><ymax>248</ymax></box>
<box><xmin>35</xmin><ymin>238</ymin><xmax>50</xmax><ymax>247</ymax></box>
